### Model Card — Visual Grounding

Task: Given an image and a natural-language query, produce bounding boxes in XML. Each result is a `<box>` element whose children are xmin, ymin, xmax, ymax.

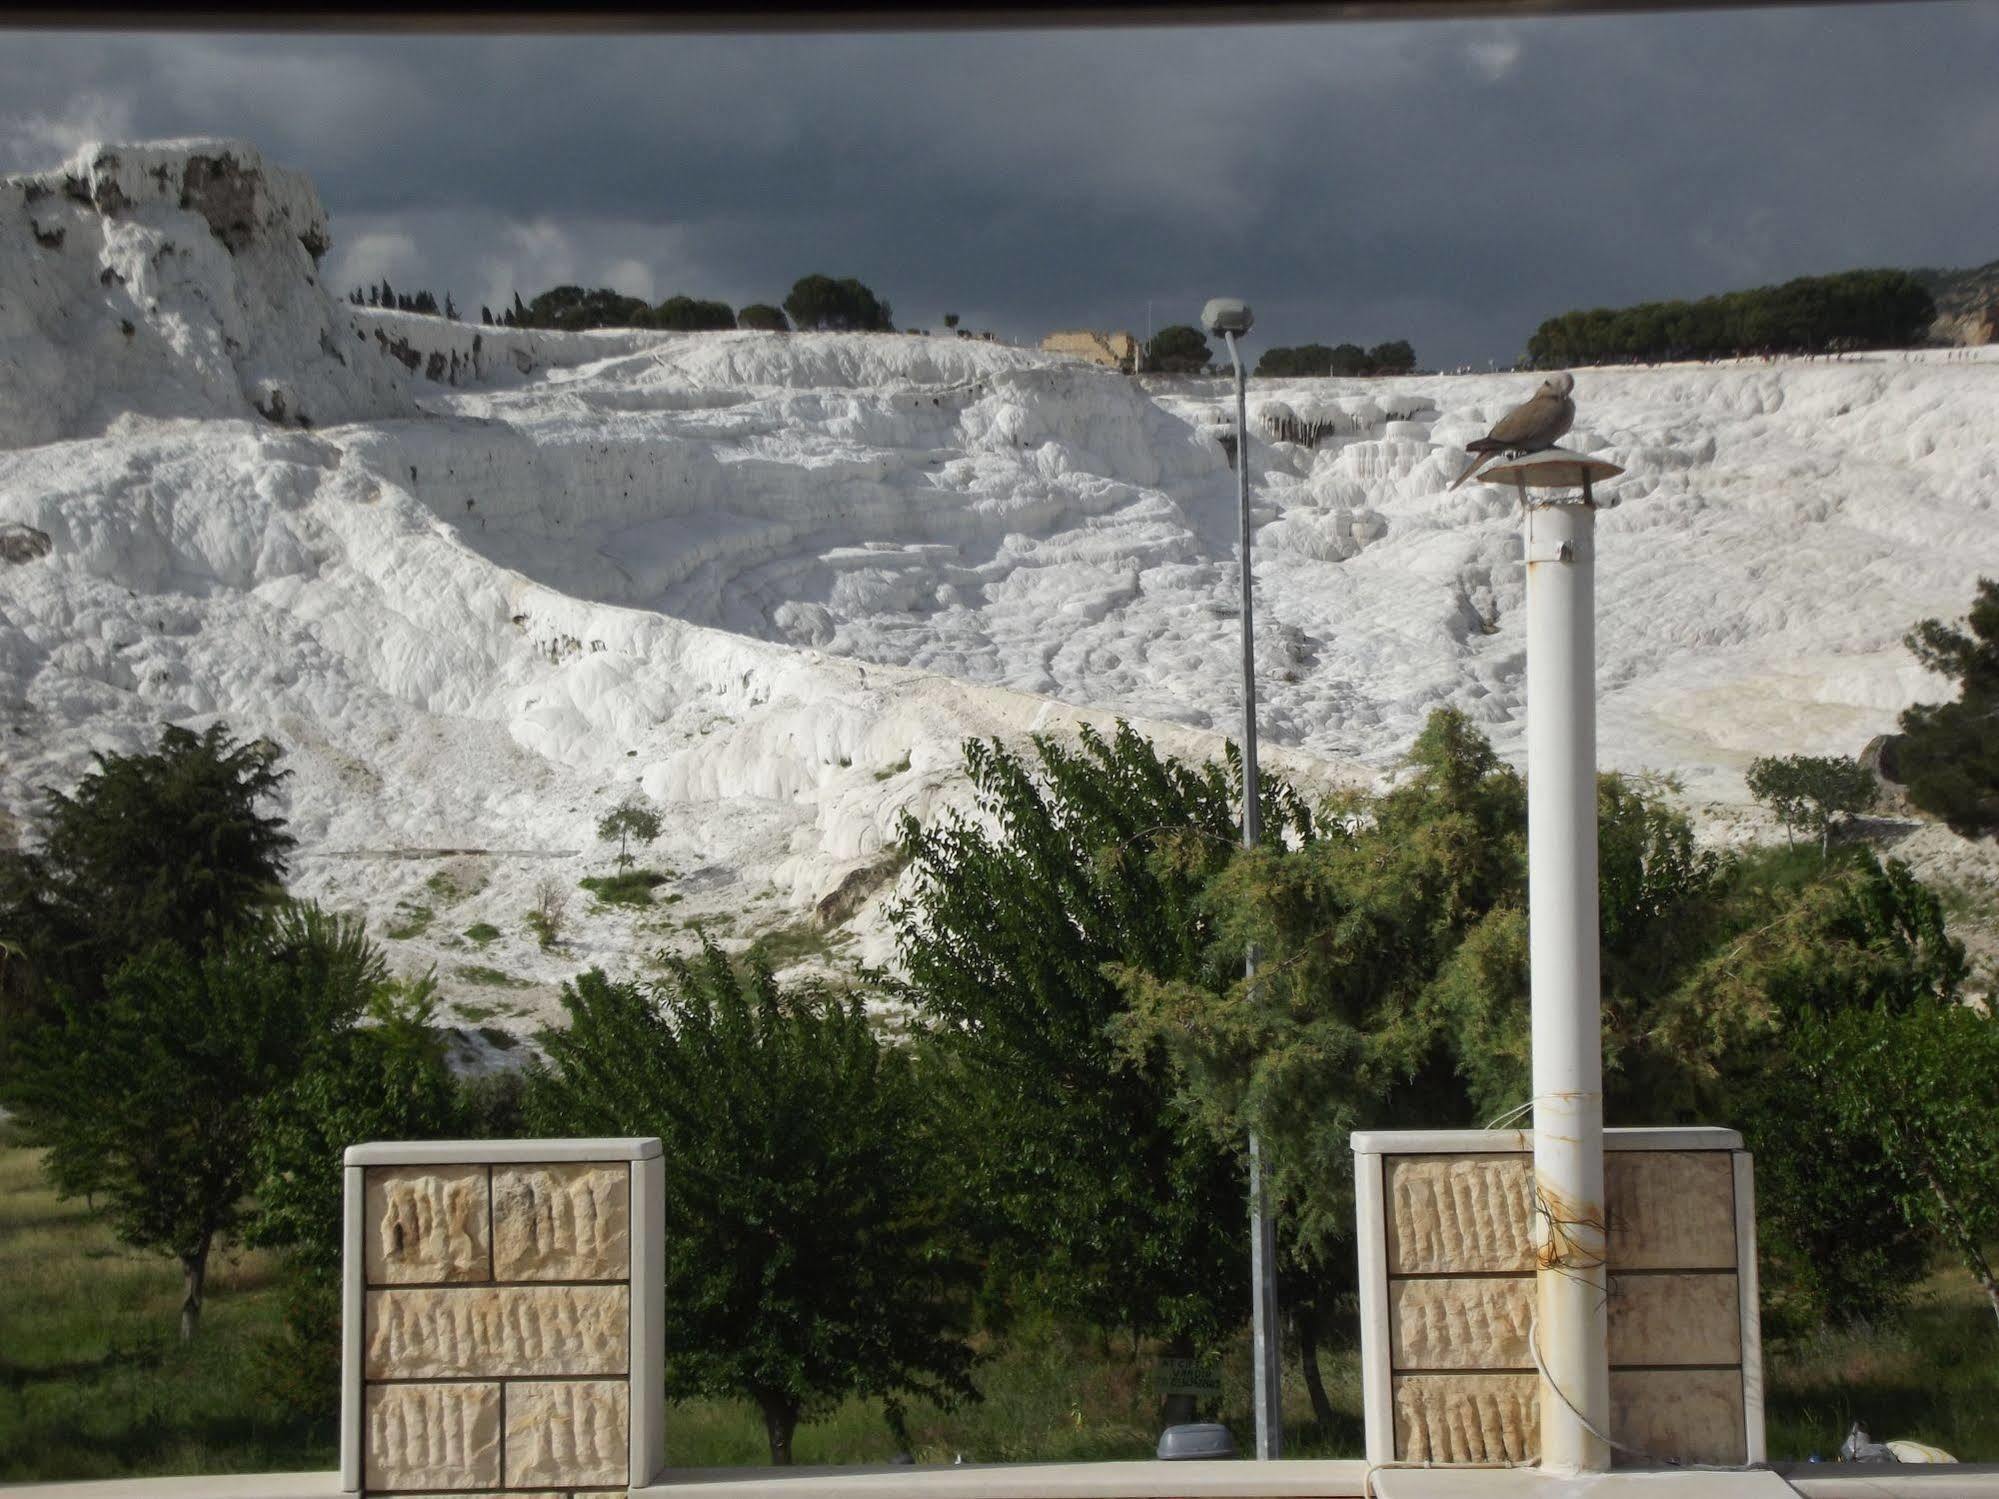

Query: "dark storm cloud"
<box><xmin>3</xmin><ymin>4</ymin><xmax>1995</xmax><ymax>365</ymax></box>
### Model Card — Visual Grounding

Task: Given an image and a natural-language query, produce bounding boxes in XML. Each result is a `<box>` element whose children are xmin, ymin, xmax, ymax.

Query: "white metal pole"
<box><xmin>1227</xmin><ymin>329</ymin><xmax>1283</xmax><ymax>1462</ymax></box>
<box><xmin>1522</xmin><ymin>484</ymin><xmax>1610</xmax><ymax>1474</ymax></box>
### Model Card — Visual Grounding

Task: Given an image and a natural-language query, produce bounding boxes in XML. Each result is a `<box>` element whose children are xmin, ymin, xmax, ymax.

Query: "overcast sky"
<box><xmin>4</xmin><ymin>5</ymin><xmax>1997</xmax><ymax>366</ymax></box>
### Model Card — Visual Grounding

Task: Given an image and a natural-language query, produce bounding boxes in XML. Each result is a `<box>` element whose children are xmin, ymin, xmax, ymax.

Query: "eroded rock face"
<box><xmin>365</xmin><ymin>1165</ymin><xmax>491</xmax><ymax>1284</ymax></box>
<box><xmin>364</xmin><ymin>1380</ymin><xmax>503</xmax><ymax>1490</ymax></box>
<box><xmin>504</xmin><ymin>1380</ymin><xmax>628</xmax><ymax>1488</ymax></box>
<box><xmin>492</xmin><ymin>1163</ymin><xmax>630</xmax><ymax>1282</ymax></box>
<box><xmin>365</xmin><ymin>1284</ymin><xmax>630</xmax><ymax>1379</ymax></box>
<box><xmin>0</xmin><ymin>524</ymin><xmax>52</xmax><ymax>563</ymax></box>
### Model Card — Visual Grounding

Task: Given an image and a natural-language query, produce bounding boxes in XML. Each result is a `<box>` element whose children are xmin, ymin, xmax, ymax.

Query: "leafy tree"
<box><xmin>890</xmin><ymin>724</ymin><xmax>1310</xmax><ymax>1384</ymax></box>
<box><xmin>1256</xmin><ymin>344</ymin><xmax>1334</xmax><ymax>378</ymax></box>
<box><xmin>595</xmin><ymin>793</ymin><xmax>662</xmax><ymax>871</ymax></box>
<box><xmin>1526</xmin><ymin>268</ymin><xmax>1935</xmax><ymax>365</ymax></box>
<box><xmin>1746</xmin><ymin>753</ymin><xmax>1877</xmax><ymax>857</ymax></box>
<box><xmin>1897</xmin><ymin>577</ymin><xmax>1999</xmax><ymax>838</ymax></box>
<box><xmin>250</xmin><ymin>971</ymin><xmax>458</xmax><ymax>1272</ymax></box>
<box><xmin>1327</xmin><ymin>342</ymin><xmax>1372</xmax><ymax>376</ymax></box>
<box><xmin>0</xmin><ymin>722</ymin><xmax>293</xmax><ymax>1034</ymax></box>
<box><xmin>738</xmin><ymin>302</ymin><xmax>791</xmax><ymax>332</ymax></box>
<box><xmin>0</xmin><ymin>904</ymin><xmax>381</xmax><ymax>1339</ymax></box>
<box><xmin>517</xmin><ymin>285</ymin><xmax>653</xmax><ymax>332</ymax></box>
<box><xmin>654</xmin><ymin>295</ymin><xmax>737</xmax><ymax>331</ymax></box>
<box><xmin>783</xmin><ymin>274</ymin><xmax>894</xmax><ymax>332</ymax></box>
<box><xmin>1793</xmin><ymin>998</ymin><xmax>1999</xmax><ymax>1328</ymax></box>
<box><xmin>1367</xmin><ymin>339</ymin><xmax>1417</xmax><ymax>373</ymax></box>
<box><xmin>944</xmin><ymin>313</ymin><xmax>960</xmax><ymax>329</ymax></box>
<box><xmin>528</xmin><ymin>951</ymin><xmax>978</xmax><ymax>1463</ymax></box>
<box><xmin>1144</xmin><ymin>324</ymin><xmax>1211</xmax><ymax>374</ymax></box>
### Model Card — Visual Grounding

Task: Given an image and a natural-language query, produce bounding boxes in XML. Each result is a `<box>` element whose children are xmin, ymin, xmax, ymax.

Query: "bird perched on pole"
<box><xmin>1448</xmin><ymin>371</ymin><xmax>1576</xmax><ymax>490</ymax></box>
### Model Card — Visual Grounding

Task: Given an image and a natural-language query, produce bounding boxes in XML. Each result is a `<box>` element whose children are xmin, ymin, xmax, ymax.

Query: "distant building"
<box><xmin>1040</xmin><ymin>329</ymin><xmax>1140</xmax><ymax>373</ymax></box>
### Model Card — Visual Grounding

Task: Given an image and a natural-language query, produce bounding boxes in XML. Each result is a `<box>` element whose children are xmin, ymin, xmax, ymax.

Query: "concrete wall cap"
<box><xmin>1350</xmin><ymin>1126</ymin><xmax>1742</xmax><ymax>1155</ymax></box>
<box><xmin>343</xmin><ymin>1137</ymin><xmax>662</xmax><ymax>1166</ymax></box>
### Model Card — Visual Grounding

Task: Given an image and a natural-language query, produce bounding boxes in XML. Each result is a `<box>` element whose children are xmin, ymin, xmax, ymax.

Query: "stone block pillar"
<box><xmin>341</xmin><ymin>1139</ymin><xmax>665</xmax><ymax>1497</ymax></box>
<box><xmin>1352</xmin><ymin>1126</ymin><xmax>1763</xmax><ymax>1470</ymax></box>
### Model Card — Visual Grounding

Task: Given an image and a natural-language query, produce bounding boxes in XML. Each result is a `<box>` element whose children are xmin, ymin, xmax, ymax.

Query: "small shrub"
<box><xmin>580</xmin><ymin>869</ymin><xmax>670</xmax><ymax>908</ymax></box>
<box><xmin>874</xmin><ymin>753</ymin><xmax>913</xmax><ymax>782</ymax></box>
<box><xmin>527</xmin><ymin>875</ymin><xmax>568</xmax><ymax>949</ymax></box>
<box><xmin>477</xmin><ymin>1026</ymin><xmax>520</xmax><ymax>1052</ymax></box>
<box><xmin>463</xmin><ymin>922</ymin><xmax>501</xmax><ymax>946</ymax></box>
<box><xmin>384</xmin><ymin>902</ymin><xmax>432</xmax><ymax>940</ymax></box>
<box><xmin>455</xmin><ymin>964</ymin><xmax>530</xmax><ymax>990</ymax></box>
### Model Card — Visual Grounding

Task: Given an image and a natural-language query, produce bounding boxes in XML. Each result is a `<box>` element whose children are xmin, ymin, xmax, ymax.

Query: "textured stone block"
<box><xmin>365</xmin><ymin>1165</ymin><xmax>490</xmax><ymax>1285</ymax></box>
<box><xmin>493</xmin><ymin>1163</ymin><xmax>629</xmax><ymax>1281</ymax></box>
<box><xmin>504</xmin><ymin>1379</ymin><xmax>629</xmax><ymax>1487</ymax></box>
<box><xmin>1611</xmin><ymin>1368</ymin><xmax>1747</xmax><ymax>1465</ymax></box>
<box><xmin>1393</xmin><ymin>1372</ymin><xmax>1537</xmax><ymax>1463</ymax></box>
<box><xmin>1608</xmin><ymin>1273</ymin><xmax>1740</xmax><ymax>1367</ymax></box>
<box><xmin>365</xmin><ymin>1285</ymin><xmax>629</xmax><ymax>1379</ymax></box>
<box><xmin>1390</xmin><ymin>1277</ymin><xmax>1532</xmax><ymax>1370</ymax></box>
<box><xmin>1386</xmin><ymin>1156</ymin><xmax>1534</xmax><ymax>1274</ymax></box>
<box><xmin>363</xmin><ymin>1381</ymin><xmax>501</xmax><ymax>1490</ymax></box>
<box><xmin>1606</xmin><ymin>1153</ymin><xmax>1736</xmax><ymax>1270</ymax></box>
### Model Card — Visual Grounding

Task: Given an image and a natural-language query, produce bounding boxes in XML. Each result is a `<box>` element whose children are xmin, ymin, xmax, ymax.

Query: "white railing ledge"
<box><xmin>0</xmin><ymin>1473</ymin><xmax>343</xmax><ymax>1498</ymax></box>
<box><xmin>636</xmin><ymin>1459</ymin><xmax>1374</xmax><ymax>1499</ymax></box>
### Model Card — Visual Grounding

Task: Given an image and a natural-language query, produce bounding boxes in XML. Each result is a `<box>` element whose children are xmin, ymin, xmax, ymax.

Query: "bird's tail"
<box><xmin>1448</xmin><ymin>439</ymin><xmax>1506</xmax><ymax>492</ymax></box>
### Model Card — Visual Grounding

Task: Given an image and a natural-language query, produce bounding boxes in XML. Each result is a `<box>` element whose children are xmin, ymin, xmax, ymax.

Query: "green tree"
<box><xmin>738</xmin><ymin>302</ymin><xmax>791</xmax><ymax>332</ymax></box>
<box><xmin>654</xmin><ymin>296</ymin><xmax>737</xmax><ymax>331</ymax></box>
<box><xmin>1897</xmin><ymin>577</ymin><xmax>1999</xmax><ymax>838</ymax></box>
<box><xmin>890</xmin><ymin>724</ymin><xmax>1310</xmax><ymax>1389</ymax></box>
<box><xmin>0</xmin><ymin>723</ymin><xmax>293</xmax><ymax>1037</ymax></box>
<box><xmin>1746</xmin><ymin>753</ymin><xmax>1878</xmax><ymax>857</ymax></box>
<box><xmin>1143</xmin><ymin>324</ymin><xmax>1211</xmax><ymax>374</ymax></box>
<box><xmin>528</xmin><ymin>951</ymin><xmax>977</xmax><ymax>1463</ymax></box>
<box><xmin>0</xmin><ymin>904</ymin><xmax>382</xmax><ymax>1339</ymax></box>
<box><xmin>1793</xmin><ymin>997</ymin><xmax>1999</xmax><ymax>1327</ymax></box>
<box><xmin>1367</xmin><ymin>339</ymin><xmax>1417</xmax><ymax>373</ymax></box>
<box><xmin>596</xmin><ymin>793</ymin><xmax>663</xmax><ymax>872</ymax></box>
<box><xmin>944</xmin><ymin>313</ymin><xmax>960</xmax><ymax>329</ymax></box>
<box><xmin>783</xmin><ymin>275</ymin><xmax>894</xmax><ymax>333</ymax></box>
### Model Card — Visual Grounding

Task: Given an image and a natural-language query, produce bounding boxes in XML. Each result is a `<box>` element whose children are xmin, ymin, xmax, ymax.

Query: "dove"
<box><xmin>1448</xmin><ymin>371</ymin><xmax>1576</xmax><ymax>491</ymax></box>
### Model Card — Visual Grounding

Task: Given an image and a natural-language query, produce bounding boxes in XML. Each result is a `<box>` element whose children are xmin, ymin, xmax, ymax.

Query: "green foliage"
<box><xmin>783</xmin><ymin>275</ymin><xmax>894</xmax><ymax>333</ymax></box>
<box><xmin>514</xmin><ymin>284</ymin><xmax>653</xmax><ymax>331</ymax></box>
<box><xmin>1791</xmin><ymin>999</ymin><xmax>1999</xmax><ymax>1326</ymax></box>
<box><xmin>527</xmin><ymin>951</ymin><xmax>977</xmax><ymax>1462</ymax></box>
<box><xmin>654</xmin><ymin>296</ymin><xmax>737</xmax><ymax>331</ymax></box>
<box><xmin>579</xmin><ymin>868</ymin><xmax>670</xmax><ymax>906</ymax></box>
<box><xmin>737</xmin><ymin>302</ymin><xmax>791</xmax><ymax>332</ymax></box>
<box><xmin>454</xmin><ymin>964</ymin><xmax>530</xmax><ymax>989</ymax></box>
<box><xmin>0</xmin><ymin>723</ymin><xmax>294</xmax><ymax>1029</ymax></box>
<box><xmin>249</xmin><ymin>973</ymin><xmax>458</xmax><ymax>1272</ymax></box>
<box><xmin>1143</xmin><ymin>324</ymin><xmax>1211</xmax><ymax>374</ymax></box>
<box><xmin>383</xmin><ymin>902</ymin><xmax>432</xmax><ymax>940</ymax></box>
<box><xmin>596</xmin><ymin>793</ymin><xmax>663</xmax><ymax>871</ymax></box>
<box><xmin>1526</xmin><ymin>268</ymin><xmax>1936</xmax><ymax>364</ymax></box>
<box><xmin>0</xmin><ymin>905</ymin><xmax>381</xmax><ymax>1339</ymax></box>
<box><xmin>462</xmin><ymin>921</ymin><xmax>500</xmax><ymax>946</ymax></box>
<box><xmin>891</xmin><ymin>722</ymin><xmax>1310</xmax><ymax>1352</ymax></box>
<box><xmin>1367</xmin><ymin>339</ymin><xmax>1417</xmax><ymax>373</ymax></box>
<box><xmin>1747</xmin><ymin>754</ymin><xmax>1878</xmax><ymax>855</ymax></box>
<box><xmin>1898</xmin><ymin>577</ymin><xmax>1999</xmax><ymax>838</ymax></box>
<box><xmin>1256</xmin><ymin>340</ymin><xmax>1416</xmax><ymax>378</ymax></box>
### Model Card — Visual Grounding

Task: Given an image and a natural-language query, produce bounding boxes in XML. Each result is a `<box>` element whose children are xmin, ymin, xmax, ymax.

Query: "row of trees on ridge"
<box><xmin>1525</xmin><ymin>268</ymin><xmax>1937</xmax><ymax>366</ymax></box>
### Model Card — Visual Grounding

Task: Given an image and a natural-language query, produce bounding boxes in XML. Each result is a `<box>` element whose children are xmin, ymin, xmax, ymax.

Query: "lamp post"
<box><xmin>1202</xmin><ymin>297</ymin><xmax>1282</xmax><ymax>1462</ymax></box>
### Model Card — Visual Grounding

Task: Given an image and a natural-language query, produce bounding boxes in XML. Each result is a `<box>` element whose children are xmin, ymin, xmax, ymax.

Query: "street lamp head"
<box><xmin>1202</xmin><ymin>298</ymin><xmax>1254</xmax><ymax>338</ymax></box>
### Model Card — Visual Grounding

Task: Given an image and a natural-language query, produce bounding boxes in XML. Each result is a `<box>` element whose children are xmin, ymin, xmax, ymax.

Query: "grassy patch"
<box><xmin>382</xmin><ymin>902</ymin><xmax>431</xmax><ymax>941</ymax></box>
<box><xmin>453</xmin><ymin>965</ymin><xmax>532</xmax><ymax>990</ymax></box>
<box><xmin>579</xmin><ymin>869</ymin><xmax>671</xmax><ymax>908</ymax></box>
<box><xmin>423</xmin><ymin>870</ymin><xmax>463</xmax><ymax>902</ymax></box>
<box><xmin>462</xmin><ymin>922</ymin><xmax>501</xmax><ymax>946</ymax></box>
<box><xmin>476</xmin><ymin>1026</ymin><xmax>520</xmax><ymax>1052</ymax></box>
<box><xmin>873</xmin><ymin>753</ymin><xmax>912</xmax><ymax>781</ymax></box>
<box><xmin>0</xmin><ymin>1139</ymin><xmax>333</xmax><ymax>1481</ymax></box>
<box><xmin>746</xmin><ymin>919</ymin><xmax>850</xmax><ymax>971</ymax></box>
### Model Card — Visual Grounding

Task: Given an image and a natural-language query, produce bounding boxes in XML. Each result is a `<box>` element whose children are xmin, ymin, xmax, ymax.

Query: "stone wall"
<box><xmin>342</xmin><ymin>1140</ymin><xmax>664</xmax><ymax>1497</ymax></box>
<box><xmin>1353</xmin><ymin>1128</ymin><xmax>1762</xmax><ymax>1469</ymax></box>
